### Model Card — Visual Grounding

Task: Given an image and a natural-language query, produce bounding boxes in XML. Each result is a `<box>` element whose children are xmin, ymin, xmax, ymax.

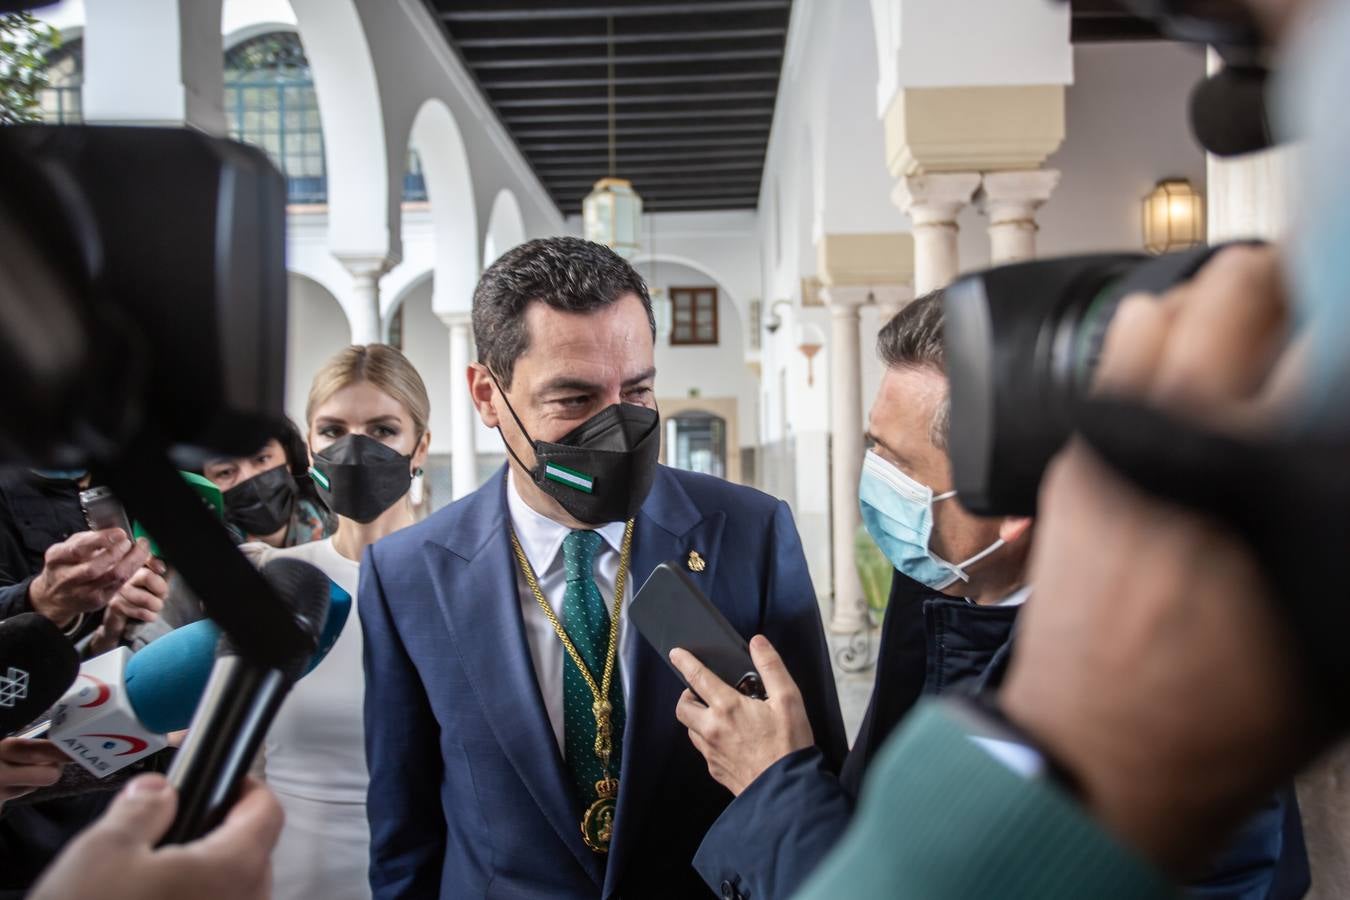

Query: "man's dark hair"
<box><xmin>472</xmin><ymin>236</ymin><xmax>655</xmax><ymax>386</ymax></box>
<box><xmin>877</xmin><ymin>289</ymin><xmax>949</xmax><ymax>449</ymax></box>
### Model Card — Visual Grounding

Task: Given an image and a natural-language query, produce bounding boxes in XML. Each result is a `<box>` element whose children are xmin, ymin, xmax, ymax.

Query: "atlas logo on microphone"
<box><xmin>0</xmin><ymin>666</ymin><xmax>29</xmax><ymax>707</ymax></box>
<box><xmin>73</xmin><ymin>672</ymin><xmax>112</xmax><ymax>708</ymax></box>
<box><xmin>49</xmin><ymin>647</ymin><xmax>168</xmax><ymax>777</ymax></box>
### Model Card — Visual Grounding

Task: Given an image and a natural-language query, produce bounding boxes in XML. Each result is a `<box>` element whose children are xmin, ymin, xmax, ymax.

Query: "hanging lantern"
<box><xmin>1142</xmin><ymin>178</ymin><xmax>1204</xmax><ymax>255</ymax></box>
<box><xmin>583</xmin><ymin>177</ymin><xmax>643</xmax><ymax>259</ymax></box>
<box><xmin>582</xmin><ymin>15</ymin><xmax>643</xmax><ymax>259</ymax></box>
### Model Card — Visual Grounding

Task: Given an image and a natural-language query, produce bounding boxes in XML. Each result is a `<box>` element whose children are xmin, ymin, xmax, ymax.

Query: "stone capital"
<box><xmin>892</xmin><ymin>173</ymin><xmax>982</xmax><ymax>227</ymax></box>
<box><xmin>978</xmin><ymin>169</ymin><xmax>1062</xmax><ymax>224</ymax></box>
<box><xmin>437</xmin><ymin>310</ymin><xmax>473</xmax><ymax>331</ymax></box>
<box><xmin>335</xmin><ymin>253</ymin><xmax>395</xmax><ymax>282</ymax></box>
<box><xmin>820</xmin><ymin>285</ymin><xmax>873</xmax><ymax>312</ymax></box>
<box><xmin>816</xmin><ymin>232</ymin><xmax>915</xmax><ymax>289</ymax></box>
<box><xmin>884</xmin><ymin>85</ymin><xmax>1065</xmax><ymax>178</ymax></box>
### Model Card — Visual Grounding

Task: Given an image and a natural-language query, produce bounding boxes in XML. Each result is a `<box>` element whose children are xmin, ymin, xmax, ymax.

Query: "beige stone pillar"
<box><xmin>892</xmin><ymin>173</ymin><xmax>981</xmax><ymax>295</ymax></box>
<box><xmin>822</xmin><ymin>285</ymin><xmax>869</xmax><ymax>634</ymax></box>
<box><xmin>979</xmin><ymin>169</ymin><xmax>1061</xmax><ymax>264</ymax></box>
<box><xmin>815</xmin><ymin>234</ymin><xmax>915</xmax><ymax>633</ymax></box>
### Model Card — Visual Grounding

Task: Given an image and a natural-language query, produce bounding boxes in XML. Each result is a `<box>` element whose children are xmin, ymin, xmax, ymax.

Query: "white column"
<box><xmin>892</xmin><ymin>173</ymin><xmax>982</xmax><ymax>295</ymax></box>
<box><xmin>823</xmin><ymin>286</ymin><xmax>869</xmax><ymax>634</ymax></box>
<box><xmin>337</xmin><ymin>255</ymin><xmax>391</xmax><ymax>346</ymax></box>
<box><xmin>443</xmin><ymin>313</ymin><xmax>479</xmax><ymax>500</ymax></box>
<box><xmin>979</xmin><ymin>170</ymin><xmax>1061</xmax><ymax>264</ymax></box>
<box><xmin>82</xmin><ymin>0</ymin><xmax>226</xmax><ymax>133</ymax></box>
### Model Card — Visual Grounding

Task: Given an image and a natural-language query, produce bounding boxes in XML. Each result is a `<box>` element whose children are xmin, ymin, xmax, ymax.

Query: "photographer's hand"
<box><xmin>1001</xmin><ymin>244</ymin><xmax>1320</xmax><ymax>875</ymax></box>
<box><xmin>29</xmin><ymin>774</ymin><xmax>283</xmax><ymax>900</ymax></box>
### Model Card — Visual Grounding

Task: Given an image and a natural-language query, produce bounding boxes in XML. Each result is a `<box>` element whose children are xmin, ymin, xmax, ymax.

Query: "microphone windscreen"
<box><xmin>1189</xmin><ymin>66</ymin><xmax>1275</xmax><ymax>157</ymax></box>
<box><xmin>0</xmin><ymin>613</ymin><xmax>78</xmax><ymax>735</ymax></box>
<box><xmin>305</xmin><ymin>582</ymin><xmax>351</xmax><ymax>677</ymax></box>
<box><xmin>219</xmin><ymin>558</ymin><xmax>330</xmax><ymax>682</ymax></box>
<box><xmin>125</xmin><ymin>619</ymin><xmax>221</xmax><ymax>734</ymax></box>
<box><xmin>125</xmin><ymin>578</ymin><xmax>350</xmax><ymax>734</ymax></box>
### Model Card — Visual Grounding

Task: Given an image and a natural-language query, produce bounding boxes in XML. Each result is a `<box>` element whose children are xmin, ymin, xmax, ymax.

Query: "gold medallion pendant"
<box><xmin>582</xmin><ymin>777</ymin><xmax>619</xmax><ymax>853</ymax></box>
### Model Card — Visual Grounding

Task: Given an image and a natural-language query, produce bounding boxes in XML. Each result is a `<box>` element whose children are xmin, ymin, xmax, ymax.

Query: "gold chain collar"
<box><xmin>508</xmin><ymin>519</ymin><xmax>635</xmax><ymax>767</ymax></box>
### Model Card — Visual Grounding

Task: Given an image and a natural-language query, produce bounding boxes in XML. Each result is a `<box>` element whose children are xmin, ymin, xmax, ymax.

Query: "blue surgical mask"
<box><xmin>858</xmin><ymin>450</ymin><xmax>1003</xmax><ymax>591</ymax></box>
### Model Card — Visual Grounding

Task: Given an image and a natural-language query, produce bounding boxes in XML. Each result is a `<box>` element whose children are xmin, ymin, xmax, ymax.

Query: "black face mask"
<box><xmin>223</xmin><ymin>465</ymin><xmax>297</xmax><ymax>537</ymax></box>
<box><xmin>308</xmin><ymin>434</ymin><xmax>413</xmax><ymax>524</ymax></box>
<box><xmin>495</xmin><ymin>384</ymin><xmax>660</xmax><ymax>526</ymax></box>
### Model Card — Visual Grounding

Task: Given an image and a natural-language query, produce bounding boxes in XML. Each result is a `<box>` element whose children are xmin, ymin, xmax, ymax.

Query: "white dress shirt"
<box><xmin>507</xmin><ymin>470</ymin><xmax>635</xmax><ymax>753</ymax></box>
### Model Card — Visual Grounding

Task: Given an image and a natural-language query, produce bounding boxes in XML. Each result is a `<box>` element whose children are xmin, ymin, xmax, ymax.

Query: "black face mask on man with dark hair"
<box><xmin>309</xmin><ymin>434</ymin><xmax>414</xmax><ymax>524</ymax></box>
<box><xmin>493</xmin><ymin>378</ymin><xmax>661</xmax><ymax>526</ymax></box>
<box><xmin>223</xmin><ymin>465</ymin><xmax>297</xmax><ymax>537</ymax></box>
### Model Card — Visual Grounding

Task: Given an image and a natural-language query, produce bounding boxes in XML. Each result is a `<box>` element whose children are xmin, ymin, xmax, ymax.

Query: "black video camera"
<box><xmin>941</xmin><ymin>244</ymin><xmax>1236</xmax><ymax>516</ymax></box>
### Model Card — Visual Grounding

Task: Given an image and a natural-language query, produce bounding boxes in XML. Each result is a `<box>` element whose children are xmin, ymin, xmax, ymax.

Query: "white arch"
<box><xmin>383</xmin><ymin>267</ymin><xmax>433</xmax><ymax>335</ymax></box>
<box><xmin>408</xmin><ymin>97</ymin><xmax>478</xmax><ymax>316</ymax></box>
<box><xmin>222</xmin><ymin>21</ymin><xmax>297</xmax><ymax>51</ymax></box>
<box><xmin>629</xmin><ymin>252</ymin><xmax>744</xmax><ymax>319</ymax></box>
<box><xmin>483</xmin><ymin>188</ymin><xmax>527</xmax><ymax>268</ymax></box>
<box><xmin>285</xmin><ymin>271</ymin><xmax>351</xmax><ymax>426</ymax></box>
<box><xmin>289</xmin><ymin>0</ymin><xmax>397</xmax><ymax>260</ymax></box>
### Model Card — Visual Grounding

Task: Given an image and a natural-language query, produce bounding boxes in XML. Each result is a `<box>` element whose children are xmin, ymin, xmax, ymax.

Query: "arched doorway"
<box><xmin>483</xmin><ymin>188</ymin><xmax>526</xmax><ymax>268</ymax></box>
<box><xmin>665</xmin><ymin>411</ymin><xmax>728</xmax><ymax>480</ymax></box>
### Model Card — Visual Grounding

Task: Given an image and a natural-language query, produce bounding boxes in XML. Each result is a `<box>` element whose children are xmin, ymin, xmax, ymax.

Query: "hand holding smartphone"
<box><xmin>629</xmin><ymin>562</ymin><xmax>767</xmax><ymax>701</ymax></box>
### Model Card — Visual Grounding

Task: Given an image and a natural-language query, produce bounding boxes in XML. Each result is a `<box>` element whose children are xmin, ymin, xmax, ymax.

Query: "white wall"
<box><xmin>956</xmin><ymin>42</ymin><xmax>1209</xmax><ymax>272</ymax></box>
<box><xmin>634</xmin><ymin>261</ymin><xmax>759</xmax><ymax>450</ymax></box>
<box><xmin>284</xmin><ymin>273</ymin><xmax>351</xmax><ymax>429</ymax></box>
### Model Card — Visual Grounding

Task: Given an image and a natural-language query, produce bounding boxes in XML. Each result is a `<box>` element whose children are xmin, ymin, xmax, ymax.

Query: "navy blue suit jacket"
<box><xmin>360</xmin><ymin>466</ymin><xmax>847</xmax><ymax>899</ymax></box>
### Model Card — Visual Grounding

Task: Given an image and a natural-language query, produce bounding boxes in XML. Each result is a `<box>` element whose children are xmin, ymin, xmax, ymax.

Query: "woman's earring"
<box><xmin>413</xmin><ymin>467</ymin><xmax>424</xmax><ymax>478</ymax></box>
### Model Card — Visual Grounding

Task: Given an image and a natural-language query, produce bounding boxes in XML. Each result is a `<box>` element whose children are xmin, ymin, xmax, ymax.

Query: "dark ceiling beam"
<box><xmin>546</xmin><ymin>177</ymin><xmax>763</xmax><ymax>193</ymax></box>
<box><xmin>491</xmin><ymin>89</ymin><xmax>776</xmax><ymax>108</ymax></box>
<box><xmin>533</xmin><ymin>150</ymin><xmax>766</xmax><ymax>168</ymax></box>
<box><xmin>467</xmin><ymin>47</ymin><xmax>784</xmax><ymax>69</ymax></box>
<box><xmin>514</xmin><ymin>122</ymin><xmax>771</xmax><ymax>138</ymax></box>
<box><xmin>505</xmin><ymin>107</ymin><xmax>772</xmax><ymax>124</ymax></box>
<box><xmin>442</xmin><ymin>2</ymin><xmax>789</xmax><ymax>23</ymax></box>
<box><xmin>520</xmin><ymin>135</ymin><xmax>766</xmax><ymax>151</ymax></box>
<box><xmin>454</xmin><ymin>26</ymin><xmax>785</xmax><ymax>49</ymax></box>
<box><xmin>480</xmin><ymin>70</ymin><xmax>779</xmax><ymax>90</ymax></box>
<box><xmin>541</xmin><ymin>167</ymin><xmax>764</xmax><ymax>184</ymax></box>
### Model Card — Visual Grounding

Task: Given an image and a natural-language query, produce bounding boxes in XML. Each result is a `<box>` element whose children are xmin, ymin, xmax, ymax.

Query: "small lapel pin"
<box><xmin>687</xmin><ymin>551</ymin><xmax>706</xmax><ymax>573</ymax></box>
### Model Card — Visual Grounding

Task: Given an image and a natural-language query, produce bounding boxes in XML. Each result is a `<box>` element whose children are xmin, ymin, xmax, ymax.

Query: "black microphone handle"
<box><xmin>161</xmin><ymin>654</ymin><xmax>290</xmax><ymax>844</ymax></box>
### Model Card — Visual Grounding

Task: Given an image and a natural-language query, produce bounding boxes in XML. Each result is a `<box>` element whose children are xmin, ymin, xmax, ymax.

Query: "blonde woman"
<box><xmin>248</xmin><ymin>344</ymin><xmax>430</xmax><ymax>900</ymax></box>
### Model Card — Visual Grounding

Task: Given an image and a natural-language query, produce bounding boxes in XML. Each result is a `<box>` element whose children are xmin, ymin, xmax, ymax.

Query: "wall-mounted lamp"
<box><xmin>1142</xmin><ymin>178</ymin><xmax>1204</xmax><ymax>255</ymax></box>
<box><xmin>797</xmin><ymin>323</ymin><xmax>825</xmax><ymax>387</ymax></box>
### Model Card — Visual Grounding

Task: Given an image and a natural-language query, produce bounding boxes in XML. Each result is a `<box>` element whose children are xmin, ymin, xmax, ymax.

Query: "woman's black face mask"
<box><xmin>308</xmin><ymin>434</ymin><xmax>413</xmax><ymax>524</ymax></box>
<box><xmin>493</xmin><ymin>378</ymin><xmax>660</xmax><ymax>525</ymax></box>
<box><xmin>222</xmin><ymin>465</ymin><xmax>297</xmax><ymax>537</ymax></box>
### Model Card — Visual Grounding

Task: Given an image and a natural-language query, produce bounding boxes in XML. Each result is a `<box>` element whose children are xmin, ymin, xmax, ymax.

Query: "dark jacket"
<box><xmin>361</xmin><ymin>465</ymin><xmax>847</xmax><ymax>899</ymax></box>
<box><xmin>695</xmin><ymin>574</ymin><xmax>1309</xmax><ymax>900</ymax></box>
<box><xmin>0</xmin><ymin>469</ymin><xmax>112</xmax><ymax>897</ymax></box>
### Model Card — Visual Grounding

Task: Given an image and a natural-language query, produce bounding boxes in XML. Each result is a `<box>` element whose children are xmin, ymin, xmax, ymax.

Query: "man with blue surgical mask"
<box><xmin>676</xmin><ymin>290</ymin><xmax>1301</xmax><ymax>900</ymax></box>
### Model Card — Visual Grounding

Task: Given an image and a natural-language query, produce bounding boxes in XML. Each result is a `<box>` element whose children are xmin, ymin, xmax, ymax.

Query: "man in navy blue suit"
<box><xmin>360</xmin><ymin>236</ymin><xmax>846</xmax><ymax>899</ymax></box>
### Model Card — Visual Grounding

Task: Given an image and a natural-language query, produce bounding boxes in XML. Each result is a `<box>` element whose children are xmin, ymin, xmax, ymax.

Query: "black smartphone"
<box><xmin>79</xmin><ymin>486</ymin><xmax>133</xmax><ymax>539</ymax></box>
<box><xmin>629</xmin><ymin>562</ymin><xmax>766</xmax><ymax>701</ymax></box>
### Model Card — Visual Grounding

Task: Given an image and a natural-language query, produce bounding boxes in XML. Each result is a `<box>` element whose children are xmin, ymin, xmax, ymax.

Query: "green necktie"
<box><xmin>561</xmin><ymin>529</ymin><xmax>626</xmax><ymax>811</ymax></box>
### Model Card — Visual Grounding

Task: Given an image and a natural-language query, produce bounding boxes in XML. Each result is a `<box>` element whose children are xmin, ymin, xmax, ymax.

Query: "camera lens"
<box><xmin>945</xmin><ymin>245</ymin><xmax>1230</xmax><ymax>516</ymax></box>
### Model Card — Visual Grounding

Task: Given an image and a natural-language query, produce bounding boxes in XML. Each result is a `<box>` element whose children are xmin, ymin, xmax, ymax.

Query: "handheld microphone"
<box><xmin>163</xmin><ymin>557</ymin><xmax>330</xmax><ymax>843</ymax></box>
<box><xmin>39</xmin><ymin>580</ymin><xmax>350</xmax><ymax>774</ymax></box>
<box><xmin>0</xmin><ymin>613</ymin><xmax>78</xmax><ymax>736</ymax></box>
